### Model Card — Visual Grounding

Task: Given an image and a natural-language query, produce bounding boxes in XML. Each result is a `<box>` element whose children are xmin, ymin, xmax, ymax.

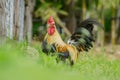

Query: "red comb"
<box><xmin>47</xmin><ymin>16</ymin><xmax>55</xmax><ymax>25</ymax></box>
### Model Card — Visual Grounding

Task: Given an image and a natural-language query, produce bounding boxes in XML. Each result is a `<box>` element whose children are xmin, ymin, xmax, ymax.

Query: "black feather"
<box><xmin>41</xmin><ymin>41</ymin><xmax>49</xmax><ymax>54</ymax></box>
<box><xmin>41</xmin><ymin>41</ymin><xmax>56</xmax><ymax>55</ymax></box>
<box><xmin>78</xmin><ymin>18</ymin><xmax>104</xmax><ymax>31</ymax></box>
<box><xmin>68</xmin><ymin>18</ymin><xmax>103</xmax><ymax>52</ymax></box>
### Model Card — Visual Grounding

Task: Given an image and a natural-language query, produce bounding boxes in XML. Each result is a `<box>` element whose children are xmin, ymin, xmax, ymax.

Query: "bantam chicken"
<box><xmin>41</xmin><ymin>16</ymin><xmax>103</xmax><ymax>65</ymax></box>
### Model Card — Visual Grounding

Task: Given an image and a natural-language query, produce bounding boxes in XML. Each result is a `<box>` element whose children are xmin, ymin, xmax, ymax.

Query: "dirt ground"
<box><xmin>95</xmin><ymin>45</ymin><xmax>120</xmax><ymax>60</ymax></box>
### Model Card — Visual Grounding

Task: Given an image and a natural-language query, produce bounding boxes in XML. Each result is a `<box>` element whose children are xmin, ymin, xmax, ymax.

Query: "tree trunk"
<box><xmin>100</xmin><ymin>18</ymin><xmax>105</xmax><ymax>46</ymax></box>
<box><xmin>96</xmin><ymin>18</ymin><xmax>104</xmax><ymax>46</ymax></box>
<box><xmin>5</xmin><ymin>0</ymin><xmax>14</xmax><ymax>39</ymax></box>
<box><xmin>0</xmin><ymin>0</ymin><xmax>26</xmax><ymax>42</ymax></box>
<box><xmin>14</xmin><ymin>0</ymin><xmax>25</xmax><ymax>41</ymax></box>
<box><xmin>82</xmin><ymin>0</ymin><xmax>87</xmax><ymax>19</ymax></box>
<box><xmin>0</xmin><ymin>0</ymin><xmax>36</xmax><ymax>43</ymax></box>
<box><xmin>116</xmin><ymin>6</ymin><xmax>120</xmax><ymax>44</ymax></box>
<box><xmin>19</xmin><ymin>0</ymin><xmax>25</xmax><ymax>41</ymax></box>
<box><xmin>24</xmin><ymin>0</ymin><xmax>36</xmax><ymax>43</ymax></box>
<box><xmin>111</xmin><ymin>7</ymin><xmax>116</xmax><ymax>45</ymax></box>
<box><xmin>96</xmin><ymin>4</ymin><xmax>105</xmax><ymax>46</ymax></box>
<box><xmin>65</xmin><ymin>0</ymin><xmax>76</xmax><ymax>33</ymax></box>
<box><xmin>0</xmin><ymin>0</ymin><xmax>5</xmax><ymax>37</ymax></box>
<box><xmin>25</xmin><ymin>6</ymin><xmax>32</xmax><ymax>43</ymax></box>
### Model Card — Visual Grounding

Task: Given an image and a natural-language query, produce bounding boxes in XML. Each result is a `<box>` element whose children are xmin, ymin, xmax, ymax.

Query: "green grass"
<box><xmin>0</xmin><ymin>41</ymin><xmax>120</xmax><ymax>80</ymax></box>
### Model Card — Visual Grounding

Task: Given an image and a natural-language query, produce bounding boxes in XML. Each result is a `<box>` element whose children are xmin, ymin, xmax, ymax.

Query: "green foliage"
<box><xmin>35</xmin><ymin>1</ymin><xmax>68</xmax><ymax>23</ymax></box>
<box><xmin>33</xmin><ymin>22</ymin><xmax>42</xmax><ymax>36</ymax></box>
<box><xmin>0</xmin><ymin>41</ymin><xmax>120</xmax><ymax>80</ymax></box>
<box><xmin>33</xmin><ymin>0</ymin><xmax>120</xmax><ymax>41</ymax></box>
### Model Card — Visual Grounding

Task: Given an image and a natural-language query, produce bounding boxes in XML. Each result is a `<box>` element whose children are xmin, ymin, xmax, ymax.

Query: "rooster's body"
<box><xmin>42</xmin><ymin>16</ymin><xmax>103</xmax><ymax>65</ymax></box>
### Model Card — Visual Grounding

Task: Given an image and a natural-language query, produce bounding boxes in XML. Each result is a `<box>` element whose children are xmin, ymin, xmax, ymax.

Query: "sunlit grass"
<box><xmin>0</xmin><ymin>41</ymin><xmax>120</xmax><ymax>80</ymax></box>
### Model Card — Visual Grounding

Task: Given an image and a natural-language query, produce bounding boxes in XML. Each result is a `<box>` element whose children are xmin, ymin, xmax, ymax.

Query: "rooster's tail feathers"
<box><xmin>68</xmin><ymin>18</ymin><xmax>103</xmax><ymax>52</ymax></box>
<box><xmin>78</xmin><ymin>18</ymin><xmax>104</xmax><ymax>31</ymax></box>
<box><xmin>68</xmin><ymin>27</ymin><xmax>94</xmax><ymax>52</ymax></box>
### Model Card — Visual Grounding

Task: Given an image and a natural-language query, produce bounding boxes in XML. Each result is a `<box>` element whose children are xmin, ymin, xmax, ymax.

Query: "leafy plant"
<box><xmin>35</xmin><ymin>1</ymin><xmax>68</xmax><ymax>23</ymax></box>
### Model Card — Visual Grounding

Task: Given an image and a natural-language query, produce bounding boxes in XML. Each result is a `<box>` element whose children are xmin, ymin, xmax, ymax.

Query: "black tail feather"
<box><xmin>78</xmin><ymin>18</ymin><xmax>104</xmax><ymax>31</ymax></box>
<box><xmin>68</xmin><ymin>18</ymin><xmax>103</xmax><ymax>52</ymax></box>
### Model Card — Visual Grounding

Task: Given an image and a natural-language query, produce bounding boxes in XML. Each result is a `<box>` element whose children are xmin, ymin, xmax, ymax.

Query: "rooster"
<box><xmin>41</xmin><ymin>16</ymin><xmax>103</xmax><ymax>65</ymax></box>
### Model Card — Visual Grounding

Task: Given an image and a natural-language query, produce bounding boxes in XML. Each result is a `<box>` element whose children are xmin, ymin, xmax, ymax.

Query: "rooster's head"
<box><xmin>47</xmin><ymin>16</ymin><xmax>55</xmax><ymax>35</ymax></box>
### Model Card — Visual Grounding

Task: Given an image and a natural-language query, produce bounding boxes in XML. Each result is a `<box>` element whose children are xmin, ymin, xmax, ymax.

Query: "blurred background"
<box><xmin>0</xmin><ymin>0</ymin><xmax>120</xmax><ymax>46</ymax></box>
<box><xmin>0</xmin><ymin>0</ymin><xmax>120</xmax><ymax>80</ymax></box>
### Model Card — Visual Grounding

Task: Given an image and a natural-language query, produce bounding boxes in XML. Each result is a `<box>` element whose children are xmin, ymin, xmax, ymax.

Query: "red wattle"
<box><xmin>47</xmin><ymin>27</ymin><xmax>55</xmax><ymax>35</ymax></box>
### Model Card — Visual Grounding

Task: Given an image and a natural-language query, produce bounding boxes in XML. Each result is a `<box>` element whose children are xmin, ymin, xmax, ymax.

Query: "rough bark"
<box><xmin>25</xmin><ymin>6</ymin><xmax>32</xmax><ymax>43</ymax></box>
<box><xmin>14</xmin><ymin>0</ymin><xmax>25</xmax><ymax>41</ymax></box>
<box><xmin>24</xmin><ymin>0</ymin><xmax>36</xmax><ymax>43</ymax></box>
<box><xmin>0</xmin><ymin>0</ymin><xmax>25</xmax><ymax>41</ymax></box>
<box><xmin>19</xmin><ymin>0</ymin><xmax>25</xmax><ymax>41</ymax></box>
<box><xmin>0</xmin><ymin>0</ymin><xmax>35</xmax><ymax>43</ymax></box>
<box><xmin>5</xmin><ymin>0</ymin><xmax>14</xmax><ymax>39</ymax></box>
<box><xmin>0</xmin><ymin>0</ymin><xmax>5</xmax><ymax>37</ymax></box>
